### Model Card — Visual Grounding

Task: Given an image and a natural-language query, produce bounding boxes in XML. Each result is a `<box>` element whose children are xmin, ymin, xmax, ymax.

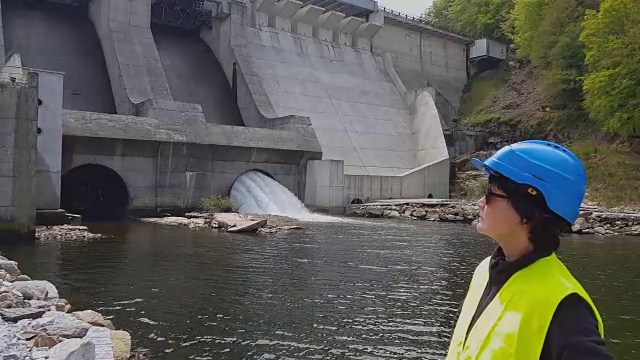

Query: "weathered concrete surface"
<box><xmin>34</xmin><ymin>70</ymin><xmax>64</xmax><ymax>210</ymax></box>
<box><xmin>304</xmin><ymin>159</ymin><xmax>345</xmax><ymax>212</ymax></box>
<box><xmin>372</xmin><ymin>16</ymin><xmax>470</xmax><ymax>117</ymax></box>
<box><xmin>345</xmin><ymin>158</ymin><xmax>450</xmax><ymax>201</ymax></box>
<box><xmin>62</xmin><ymin>110</ymin><xmax>320</xmax><ymax>212</ymax></box>
<box><xmin>63</xmin><ymin>110</ymin><xmax>321</xmax><ymax>153</ymax></box>
<box><xmin>211</xmin><ymin>3</ymin><xmax>419</xmax><ymax>177</ymax></box>
<box><xmin>152</xmin><ymin>25</ymin><xmax>243</xmax><ymax>126</ymax></box>
<box><xmin>0</xmin><ymin>70</ymin><xmax>38</xmax><ymax>240</ymax></box>
<box><xmin>89</xmin><ymin>0</ymin><xmax>172</xmax><ymax>115</ymax></box>
<box><xmin>372</xmin><ymin>13</ymin><xmax>471</xmax><ymax>128</ymax></box>
<box><xmin>2</xmin><ymin>2</ymin><xmax>117</xmax><ymax>113</ymax></box>
<box><xmin>382</xmin><ymin>52</ymin><xmax>449</xmax><ymax>165</ymax></box>
<box><xmin>0</xmin><ymin>0</ymin><xmax>5</xmax><ymax>66</ymax></box>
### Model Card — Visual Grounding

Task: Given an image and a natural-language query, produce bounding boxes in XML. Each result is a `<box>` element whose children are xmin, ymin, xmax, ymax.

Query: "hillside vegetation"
<box><xmin>425</xmin><ymin>0</ymin><xmax>640</xmax><ymax>206</ymax></box>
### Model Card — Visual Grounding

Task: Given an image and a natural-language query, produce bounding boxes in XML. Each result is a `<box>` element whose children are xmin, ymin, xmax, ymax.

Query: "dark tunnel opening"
<box><xmin>61</xmin><ymin>164</ymin><xmax>130</xmax><ymax>222</ymax></box>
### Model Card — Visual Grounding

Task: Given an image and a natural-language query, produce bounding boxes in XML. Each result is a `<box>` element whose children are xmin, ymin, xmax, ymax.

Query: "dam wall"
<box><xmin>1</xmin><ymin>1</ymin><xmax>116</xmax><ymax>113</ymax></box>
<box><xmin>0</xmin><ymin>0</ymin><xmax>323</xmax><ymax>221</ymax></box>
<box><xmin>0</xmin><ymin>70</ymin><xmax>38</xmax><ymax>241</ymax></box>
<box><xmin>373</xmin><ymin>10</ymin><xmax>469</xmax><ymax>127</ymax></box>
<box><xmin>62</xmin><ymin>110</ymin><xmax>320</xmax><ymax>215</ymax></box>
<box><xmin>0</xmin><ymin>0</ymin><xmax>475</xmax><ymax>221</ymax></box>
<box><xmin>152</xmin><ymin>24</ymin><xmax>244</xmax><ymax>126</ymax></box>
<box><xmin>201</xmin><ymin>0</ymin><xmax>466</xmax><ymax>206</ymax></box>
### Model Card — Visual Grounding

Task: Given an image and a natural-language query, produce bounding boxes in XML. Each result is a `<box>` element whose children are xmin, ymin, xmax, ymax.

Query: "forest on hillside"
<box><xmin>424</xmin><ymin>0</ymin><xmax>640</xmax><ymax>137</ymax></box>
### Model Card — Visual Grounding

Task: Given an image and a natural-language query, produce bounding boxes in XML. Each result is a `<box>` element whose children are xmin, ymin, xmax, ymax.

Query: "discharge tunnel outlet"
<box><xmin>61</xmin><ymin>164</ymin><xmax>130</xmax><ymax>222</ymax></box>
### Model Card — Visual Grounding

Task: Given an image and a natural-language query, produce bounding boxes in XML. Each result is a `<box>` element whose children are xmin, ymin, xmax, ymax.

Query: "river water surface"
<box><xmin>3</xmin><ymin>219</ymin><xmax>639</xmax><ymax>359</ymax></box>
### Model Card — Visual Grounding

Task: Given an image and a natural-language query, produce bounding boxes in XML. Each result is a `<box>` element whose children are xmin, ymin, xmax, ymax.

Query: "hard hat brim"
<box><xmin>471</xmin><ymin>158</ymin><xmax>494</xmax><ymax>175</ymax></box>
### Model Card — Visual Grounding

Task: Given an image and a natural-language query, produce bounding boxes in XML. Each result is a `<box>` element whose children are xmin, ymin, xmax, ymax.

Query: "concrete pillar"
<box><xmin>255</xmin><ymin>0</ymin><xmax>277</xmax><ymax>26</ymax></box>
<box><xmin>34</xmin><ymin>70</ymin><xmax>64</xmax><ymax>210</ymax></box>
<box><xmin>304</xmin><ymin>160</ymin><xmax>345</xmax><ymax>214</ymax></box>
<box><xmin>0</xmin><ymin>70</ymin><xmax>38</xmax><ymax>243</ymax></box>
<box><xmin>268</xmin><ymin>0</ymin><xmax>302</xmax><ymax>32</ymax></box>
<box><xmin>314</xmin><ymin>11</ymin><xmax>344</xmax><ymax>42</ymax></box>
<box><xmin>0</xmin><ymin>1</ymin><xmax>5</xmax><ymax>66</ymax></box>
<box><xmin>353</xmin><ymin>22</ymin><xmax>383</xmax><ymax>50</ymax></box>
<box><xmin>333</xmin><ymin>16</ymin><xmax>364</xmax><ymax>47</ymax></box>
<box><xmin>89</xmin><ymin>0</ymin><xmax>173</xmax><ymax>115</ymax></box>
<box><xmin>291</xmin><ymin>5</ymin><xmax>323</xmax><ymax>37</ymax></box>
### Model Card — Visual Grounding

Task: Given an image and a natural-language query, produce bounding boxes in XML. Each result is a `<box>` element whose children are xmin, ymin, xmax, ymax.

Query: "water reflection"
<box><xmin>3</xmin><ymin>220</ymin><xmax>638</xmax><ymax>359</ymax></box>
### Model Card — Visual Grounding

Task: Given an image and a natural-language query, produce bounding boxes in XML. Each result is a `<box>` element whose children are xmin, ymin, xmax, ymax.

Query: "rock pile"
<box><xmin>139</xmin><ymin>213</ymin><xmax>304</xmax><ymax>234</ymax></box>
<box><xmin>36</xmin><ymin>226</ymin><xmax>107</xmax><ymax>242</ymax></box>
<box><xmin>349</xmin><ymin>202</ymin><xmax>478</xmax><ymax>223</ymax></box>
<box><xmin>571</xmin><ymin>210</ymin><xmax>640</xmax><ymax>236</ymax></box>
<box><xmin>348</xmin><ymin>201</ymin><xmax>640</xmax><ymax>236</ymax></box>
<box><xmin>0</xmin><ymin>253</ymin><xmax>135</xmax><ymax>360</ymax></box>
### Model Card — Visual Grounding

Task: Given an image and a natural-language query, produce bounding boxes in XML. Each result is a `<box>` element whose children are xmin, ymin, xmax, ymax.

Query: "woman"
<box><xmin>446</xmin><ymin>140</ymin><xmax>614</xmax><ymax>359</ymax></box>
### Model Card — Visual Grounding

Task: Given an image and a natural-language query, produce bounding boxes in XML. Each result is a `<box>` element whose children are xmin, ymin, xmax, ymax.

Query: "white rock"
<box><xmin>594</xmin><ymin>227</ymin><xmax>606</xmax><ymax>235</ymax></box>
<box><xmin>31</xmin><ymin>347</ymin><xmax>51</xmax><ymax>359</ymax></box>
<box><xmin>383</xmin><ymin>210</ymin><xmax>400</xmax><ymax>218</ymax></box>
<box><xmin>49</xmin><ymin>338</ymin><xmax>96</xmax><ymax>360</ymax></box>
<box><xmin>412</xmin><ymin>209</ymin><xmax>427</xmax><ymax>218</ymax></box>
<box><xmin>83</xmin><ymin>326</ymin><xmax>114</xmax><ymax>360</ymax></box>
<box><xmin>0</xmin><ymin>319</ymin><xmax>31</xmax><ymax>359</ymax></box>
<box><xmin>572</xmin><ymin>217</ymin><xmax>590</xmax><ymax>232</ymax></box>
<box><xmin>0</xmin><ymin>260</ymin><xmax>20</xmax><ymax>276</ymax></box>
<box><xmin>31</xmin><ymin>311</ymin><xmax>91</xmax><ymax>338</ymax></box>
<box><xmin>73</xmin><ymin>310</ymin><xmax>114</xmax><ymax>330</ymax></box>
<box><xmin>12</xmin><ymin>281</ymin><xmax>59</xmax><ymax>301</ymax></box>
<box><xmin>214</xmin><ymin>213</ymin><xmax>267</xmax><ymax>232</ymax></box>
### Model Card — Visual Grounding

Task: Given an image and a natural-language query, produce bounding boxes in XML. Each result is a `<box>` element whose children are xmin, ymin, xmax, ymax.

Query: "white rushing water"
<box><xmin>230</xmin><ymin>171</ymin><xmax>344</xmax><ymax>222</ymax></box>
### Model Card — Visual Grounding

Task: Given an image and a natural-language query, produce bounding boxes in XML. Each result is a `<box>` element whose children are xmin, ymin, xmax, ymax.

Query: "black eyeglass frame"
<box><xmin>485</xmin><ymin>188</ymin><xmax>509</xmax><ymax>203</ymax></box>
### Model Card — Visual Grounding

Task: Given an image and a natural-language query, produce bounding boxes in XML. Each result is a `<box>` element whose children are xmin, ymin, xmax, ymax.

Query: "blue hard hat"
<box><xmin>471</xmin><ymin>140</ymin><xmax>587</xmax><ymax>224</ymax></box>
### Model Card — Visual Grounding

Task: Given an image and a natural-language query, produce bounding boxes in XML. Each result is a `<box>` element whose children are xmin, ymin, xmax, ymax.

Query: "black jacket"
<box><xmin>464</xmin><ymin>247</ymin><xmax>614</xmax><ymax>360</ymax></box>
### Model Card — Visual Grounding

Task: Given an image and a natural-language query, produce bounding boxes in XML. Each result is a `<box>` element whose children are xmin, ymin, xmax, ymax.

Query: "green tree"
<box><xmin>581</xmin><ymin>0</ymin><xmax>640</xmax><ymax>135</ymax></box>
<box><xmin>426</xmin><ymin>0</ymin><xmax>513</xmax><ymax>41</ymax></box>
<box><xmin>507</xmin><ymin>0</ymin><xmax>546</xmax><ymax>59</ymax></box>
<box><xmin>508</xmin><ymin>0</ymin><xmax>598</xmax><ymax>105</ymax></box>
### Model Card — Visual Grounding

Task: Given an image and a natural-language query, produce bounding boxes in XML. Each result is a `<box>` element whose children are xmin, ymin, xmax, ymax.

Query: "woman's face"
<box><xmin>476</xmin><ymin>185</ymin><xmax>525</xmax><ymax>242</ymax></box>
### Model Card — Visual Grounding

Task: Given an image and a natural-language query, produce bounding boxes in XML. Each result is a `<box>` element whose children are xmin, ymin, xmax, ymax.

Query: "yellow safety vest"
<box><xmin>446</xmin><ymin>253</ymin><xmax>604</xmax><ymax>360</ymax></box>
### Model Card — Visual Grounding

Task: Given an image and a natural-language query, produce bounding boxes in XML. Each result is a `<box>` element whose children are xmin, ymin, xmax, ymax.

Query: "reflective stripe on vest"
<box><xmin>446</xmin><ymin>253</ymin><xmax>604</xmax><ymax>360</ymax></box>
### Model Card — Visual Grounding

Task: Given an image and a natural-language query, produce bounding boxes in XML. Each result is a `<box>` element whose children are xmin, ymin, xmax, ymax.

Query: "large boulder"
<box><xmin>214</xmin><ymin>213</ymin><xmax>267</xmax><ymax>233</ymax></box>
<box><xmin>0</xmin><ymin>308</ymin><xmax>47</xmax><ymax>322</ymax></box>
<box><xmin>412</xmin><ymin>209</ymin><xmax>427</xmax><ymax>218</ymax></box>
<box><xmin>31</xmin><ymin>311</ymin><xmax>92</xmax><ymax>338</ymax></box>
<box><xmin>0</xmin><ymin>260</ymin><xmax>20</xmax><ymax>277</ymax></box>
<box><xmin>83</xmin><ymin>326</ymin><xmax>114</xmax><ymax>360</ymax></box>
<box><xmin>73</xmin><ymin>310</ymin><xmax>114</xmax><ymax>330</ymax></box>
<box><xmin>49</xmin><ymin>338</ymin><xmax>95</xmax><ymax>360</ymax></box>
<box><xmin>110</xmin><ymin>330</ymin><xmax>131</xmax><ymax>360</ymax></box>
<box><xmin>12</xmin><ymin>281</ymin><xmax>59</xmax><ymax>301</ymax></box>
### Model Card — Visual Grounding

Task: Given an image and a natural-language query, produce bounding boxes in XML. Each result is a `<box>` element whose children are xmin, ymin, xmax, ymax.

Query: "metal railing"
<box><xmin>379</xmin><ymin>6</ymin><xmax>471</xmax><ymax>39</ymax></box>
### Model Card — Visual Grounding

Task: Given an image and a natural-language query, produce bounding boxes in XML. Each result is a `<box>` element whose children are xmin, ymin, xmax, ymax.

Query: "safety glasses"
<box><xmin>485</xmin><ymin>188</ymin><xmax>509</xmax><ymax>203</ymax></box>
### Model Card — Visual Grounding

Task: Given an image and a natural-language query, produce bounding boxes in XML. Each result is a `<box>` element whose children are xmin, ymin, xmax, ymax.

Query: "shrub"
<box><xmin>200</xmin><ymin>196</ymin><xmax>235</xmax><ymax>213</ymax></box>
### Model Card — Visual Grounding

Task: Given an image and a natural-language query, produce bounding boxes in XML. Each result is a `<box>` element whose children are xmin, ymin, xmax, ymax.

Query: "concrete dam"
<box><xmin>0</xmin><ymin>0</ymin><xmax>472</xmax><ymax>227</ymax></box>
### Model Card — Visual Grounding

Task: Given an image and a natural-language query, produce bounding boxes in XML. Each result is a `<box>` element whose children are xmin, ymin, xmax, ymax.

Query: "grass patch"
<box><xmin>462</xmin><ymin>114</ymin><xmax>502</xmax><ymax>127</ymax></box>
<box><xmin>459</xmin><ymin>69</ymin><xmax>510</xmax><ymax>117</ymax></box>
<box><xmin>200</xmin><ymin>196</ymin><xmax>235</xmax><ymax>213</ymax></box>
<box><xmin>569</xmin><ymin>141</ymin><xmax>640</xmax><ymax>207</ymax></box>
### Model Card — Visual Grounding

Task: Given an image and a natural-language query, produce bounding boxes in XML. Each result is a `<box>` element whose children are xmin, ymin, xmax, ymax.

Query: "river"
<box><xmin>2</xmin><ymin>219</ymin><xmax>638</xmax><ymax>359</ymax></box>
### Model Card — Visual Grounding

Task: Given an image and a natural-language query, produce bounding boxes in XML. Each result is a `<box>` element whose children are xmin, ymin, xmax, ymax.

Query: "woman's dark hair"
<box><xmin>488</xmin><ymin>173</ymin><xmax>571</xmax><ymax>252</ymax></box>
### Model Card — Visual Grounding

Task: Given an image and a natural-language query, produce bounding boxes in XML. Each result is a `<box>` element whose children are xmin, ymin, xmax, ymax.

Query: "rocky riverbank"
<box><xmin>35</xmin><ymin>225</ymin><xmax>108</xmax><ymax>242</ymax></box>
<box><xmin>0</xmin><ymin>253</ymin><xmax>140</xmax><ymax>360</ymax></box>
<box><xmin>139</xmin><ymin>213</ymin><xmax>304</xmax><ymax>234</ymax></box>
<box><xmin>347</xmin><ymin>200</ymin><xmax>640</xmax><ymax>236</ymax></box>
